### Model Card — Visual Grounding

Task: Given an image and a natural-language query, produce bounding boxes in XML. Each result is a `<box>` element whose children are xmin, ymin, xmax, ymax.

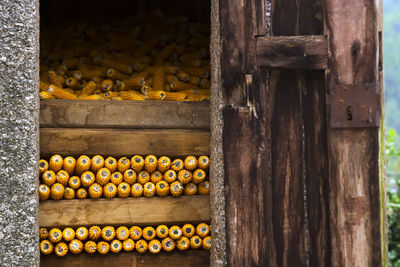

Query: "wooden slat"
<box><xmin>324</xmin><ymin>0</ymin><xmax>384</xmax><ymax>266</ymax></box>
<box><xmin>39</xmin><ymin>196</ymin><xmax>210</xmax><ymax>228</ymax></box>
<box><xmin>40</xmin><ymin>128</ymin><xmax>210</xmax><ymax>157</ymax></box>
<box><xmin>40</xmin><ymin>251</ymin><xmax>210</xmax><ymax>267</ymax></box>
<box><xmin>255</xmin><ymin>35</ymin><xmax>328</xmax><ymax>69</ymax></box>
<box><xmin>40</xmin><ymin>100</ymin><xmax>210</xmax><ymax>129</ymax></box>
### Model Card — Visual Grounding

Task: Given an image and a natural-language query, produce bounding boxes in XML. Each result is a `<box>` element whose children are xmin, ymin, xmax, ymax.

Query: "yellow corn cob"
<box><xmin>189</xmin><ymin>76</ymin><xmax>201</xmax><ymax>86</ymax></box>
<box><xmin>91</xmin><ymin>155</ymin><xmax>104</xmax><ymax>172</ymax></box>
<box><xmin>65</xmin><ymin>77</ymin><xmax>81</xmax><ymax>89</ymax></box>
<box><xmin>122</xmin><ymin>239</ymin><xmax>135</xmax><ymax>252</ymax></box>
<box><xmin>186</xmin><ymin>94</ymin><xmax>209</xmax><ymax>101</ymax></box>
<box><xmin>203</xmin><ymin>236</ymin><xmax>211</xmax><ymax>250</ymax></box>
<box><xmin>48</xmin><ymin>85</ymin><xmax>78</xmax><ymax>99</ymax></box>
<box><xmin>63</xmin><ymin>156</ymin><xmax>76</xmax><ymax>175</ymax></box>
<box><xmin>196</xmin><ymin>223</ymin><xmax>210</xmax><ymax>238</ymax></box>
<box><xmin>80</xmin><ymin>94</ymin><xmax>101</xmax><ymax>100</ymax></box>
<box><xmin>42</xmin><ymin>170</ymin><xmax>56</xmax><ymax>186</ymax></box>
<box><xmin>147</xmin><ymin>90</ymin><xmax>166</xmax><ymax>100</ymax></box>
<box><xmin>177</xmin><ymin>237</ymin><xmax>190</xmax><ymax>250</ymax></box>
<box><xmin>69</xmin><ymin>239</ymin><xmax>83</xmax><ymax>254</ymax></box>
<box><xmin>153</xmin><ymin>67</ymin><xmax>165</xmax><ymax>91</ymax></box>
<box><xmin>97</xmin><ymin>241</ymin><xmax>110</xmax><ymax>254</ymax></box>
<box><xmin>123</xmin><ymin>169</ymin><xmax>137</xmax><ymax>185</ymax></box>
<box><xmin>103</xmin><ymin>183</ymin><xmax>117</xmax><ymax>199</ymax></box>
<box><xmin>133</xmin><ymin>36</ymin><xmax>159</xmax><ymax>57</ymax></box>
<box><xmin>131</xmin><ymin>183</ymin><xmax>143</xmax><ymax>197</ymax></box>
<box><xmin>193</xmin><ymin>169</ymin><xmax>206</xmax><ymax>184</ymax></box>
<box><xmin>154</xmin><ymin>42</ymin><xmax>176</xmax><ymax>66</ymax></box>
<box><xmin>89</xmin><ymin>183</ymin><xmax>103</xmax><ymax>199</ymax></box>
<box><xmin>170</xmin><ymin>80</ymin><xmax>200</xmax><ymax>92</ymax></box>
<box><xmin>49</xmin><ymin>154</ymin><xmax>63</xmax><ymax>172</ymax></box>
<box><xmin>111</xmin><ymin>171</ymin><xmax>123</xmax><ymax>185</ymax></box>
<box><xmin>39</xmin><ymin>91</ymin><xmax>55</xmax><ymax>99</ymax></box>
<box><xmin>80</xmin><ymin>81</ymin><xmax>97</xmax><ymax>96</ymax></box>
<box><xmin>75</xmin><ymin>227</ymin><xmax>88</xmax><ymax>241</ymax></box>
<box><xmin>100</xmin><ymin>79</ymin><xmax>114</xmax><ymax>92</ymax></box>
<box><xmin>156</xmin><ymin>181</ymin><xmax>169</xmax><ymax>197</ymax></box>
<box><xmin>165</xmin><ymin>92</ymin><xmax>187</xmax><ymax>101</ymax></box>
<box><xmin>178</xmin><ymin>169</ymin><xmax>192</xmax><ymax>184</ymax></box>
<box><xmin>56</xmin><ymin>170</ymin><xmax>69</xmax><ymax>186</ymax></box>
<box><xmin>40</xmin><ymin>240</ymin><xmax>54</xmax><ymax>255</ymax></box>
<box><xmin>96</xmin><ymin>168</ymin><xmax>111</xmax><ymax>185</ymax></box>
<box><xmin>182</xmin><ymin>224</ymin><xmax>195</xmax><ymax>238</ymax></box>
<box><xmin>169</xmin><ymin>226</ymin><xmax>183</xmax><ymax>240</ymax></box>
<box><xmin>180</xmin><ymin>67</ymin><xmax>210</xmax><ymax>78</ymax></box>
<box><xmin>76</xmin><ymin>155</ymin><xmax>91</xmax><ymax>175</ymax></box>
<box><xmin>171</xmin><ymin>159</ymin><xmax>184</xmax><ymax>172</ymax></box>
<box><xmin>84</xmin><ymin>241</ymin><xmax>97</xmax><ymax>254</ymax></box>
<box><xmin>148</xmin><ymin>240</ymin><xmax>162</xmax><ymax>254</ymax></box>
<box><xmin>125</xmin><ymin>76</ymin><xmax>145</xmax><ymax>90</ymax></box>
<box><xmin>40</xmin><ymin>81</ymin><xmax>49</xmax><ymax>92</ymax></box>
<box><xmin>63</xmin><ymin>228</ymin><xmax>76</xmax><ymax>242</ymax></box>
<box><xmin>110</xmin><ymin>240</ymin><xmax>122</xmax><ymax>253</ymax></box>
<box><xmin>143</xmin><ymin>182</ymin><xmax>156</xmax><ymax>197</ymax></box>
<box><xmin>48</xmin><ymin>70</ymin><xmax>63</xmax><ymax>88</ymax></box>
<box><xmin>112</xmin><ymin>96</ymin><xmax>124</xmax><ymax>101</ymax></box>
<box><xmin>114</xmin><ymin>81</ymin><xmax>126</xmax><ymax>92</ymax></box>
<box><xmin>107</xmin><ymin>68</ymin><xmax>130</xmax><ymax>81</ymax></box>
<box><xmin>133</xmin><ymin>63</ymin><xmax>147</xmax><ymax>72</ymax></box>
<box><xmin>39</xmin><ymin>184</ymin><xmax>50</xmax><ymax>200</ymax></box>
<box><xmin>117</xmin><ymin>157</ymin><xmax>131</xmax><ymax>173</ymax></box>
<box><xmin>190</xmin><ymin>235</ymin><xmax>202</xmax><ymax>249</ymax></box>
<box><xmin>64</xmin><ymin>187</ymin><xmax>75</xmax><ymax>200</ymax></box>
<box><xmin>118</xmin><ymin>182</ymin><xmax>131</xmax><ymax>197</ymax></box>
<box><xmin>135</xmin><ymin>239</ymin><xmax>148</xmax><ymax>253</ymax></box>
<box><xmin>198</xmin><ymin>156</ymin><xmax>210</xmax><ymax>169</ymax></box>
<box><xmin>55</xmin><ymin>242</ymin><xmax>68</xmax><ymax>256</ymax></box>
<box><xmin>157</xmin><ymin>156</ymin><xmax>171</xmax><ymax>173</ymax></box>
<box><xmin>81</xmin><ymin>69</ymin><xmax>103</xmax><ymax>79</ymax></box>
<box><xmin>39</xmin><ymin>159</ymin><xmax>49</xmax><ymax>174</ymax></box>
<box><xmin>97</xmin><ymin>57</ymin><xmax>133</xmax><ymax>74</ymax></box>
<box><xmin>50</xmin><ymin>183</ymin><xmax>64</xmax><ymax>200</ymax></box>
<box><xmin>198</xmin><ymin>181</ymin><xmax>210</xmax><ymax>195</ymax></box>
<box><xmin>103</xmin><ymin>91</ymin><xmax>118</xmax><ymax>100</ymax></box>
<box><xmin>161</xmin><ymin>237</ymin><xmax>175</xmax><ymax>252</ymax></box>
<box><xmin>76</xmin><ymin>188</ymin><xmax>88</xmax><ymax>199</ymax></box>
<box><xmin>184</xmin><ymin>182</ymin><xmax>198</xmax><ymax>195</ymax></box>
<box><xmin>140</xmin><ymin>85</ymin><xmax>152</xmax><ymax>95</ymax></box>
<box><xmin>39</xmin><ymin>228</ymin><xmax>49</xmax><ymax>240</ymax></box>
<box><xmin>170</xmin><ymin>181</ymin><xmax>184</xmax><ymax>196</ymax></box>
<box><xmin>68</xmin><ymin>176</ymin><xmax>81</xmax><ymax>190</ymax></box>
<box><xmin>63</xmin><ymin>88</ymin><xmax>75</xmax><ymax>94</ymax></box>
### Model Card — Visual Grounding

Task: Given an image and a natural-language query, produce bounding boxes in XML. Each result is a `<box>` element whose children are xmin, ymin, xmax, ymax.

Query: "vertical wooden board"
<box><xmin>269</xmin><ymin>70</ymin><xmax>306</xmax><ymax>266</ymax></box>
<box><xmin>324</xmin><ymin>0</ymin><xmax>383</xmax><ymax>266</ymax></box>
<box><xmin>223</xmin><ymin>70</ymin><xmax>271</xmax><ymax>266</ymax></box>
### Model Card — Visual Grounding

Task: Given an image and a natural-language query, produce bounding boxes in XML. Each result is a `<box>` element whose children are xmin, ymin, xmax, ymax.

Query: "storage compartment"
<box><xmin>39</xmin><ymin>1</ymin><xmax>211</xmax><ymax>266</ymax></box>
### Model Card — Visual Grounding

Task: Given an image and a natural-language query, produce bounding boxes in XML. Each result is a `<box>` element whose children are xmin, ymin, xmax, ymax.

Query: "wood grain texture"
<box><xmin>255</xmin><ymin>36</ymin><xmax>328</xmax><ymax>69</ymax></box>
<box><xmin>40</xmin><ymin>100</ymin><xmax>210</xmax><ymax>130</ymax></box>
<box><xmin>40</xmin><ymin>251</ymin><xmax>210</xmax><ymax>267</ymax></box>
<box><xmin>324</xmin><ymin>0</ymin><xmax>384</xmax><ymax>266</ymax></box>
<box><xmin>40</xmin><ymin>128</ymin><xmax>210</xmax><ymax>157</ymax></box>
<box><xmin>40</xmin><ymin>196</ymin><xmax>210</xmax><ymax>228</ymax></box>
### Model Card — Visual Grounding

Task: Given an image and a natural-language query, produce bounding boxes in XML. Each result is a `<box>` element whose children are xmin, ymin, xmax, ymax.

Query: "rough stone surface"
<box><xmin>0</xmin><ymin>1</ymin><xmax>40</xmax><ymax>266</ymax></box>
<box><xmin>210</xmin><ymin>0</ymin><xmax>227</xmax><ymax>266</ymax></box>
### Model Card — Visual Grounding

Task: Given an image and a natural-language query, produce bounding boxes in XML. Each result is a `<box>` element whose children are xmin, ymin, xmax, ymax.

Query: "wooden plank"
<box><xmin>324</xmin><ymin>0</ymin><xmax>384</xmax><ymax>266</ymax></box>
<box><xmin>40</xmin><ymin>251</ymin><xmax>210</xmax><ymax>267</ymax></box>
<box><xmin>40</xmin><ymin>128</ymin><xmax>210</xmax><ymax>157</ymax></box>
<box><xmin>40</xmin><ymin>100</ymin><xmax>210</xmax><ymax>130</ymax></box>
<box><xmin>40</xmin><ymin>196</ymin><xmax>210</xmax><ymax>228</ymax></box>
<box><xmin>255</xmin><ymin>36</ymin><xmax>328</xmax><ymax>69</ymax></box>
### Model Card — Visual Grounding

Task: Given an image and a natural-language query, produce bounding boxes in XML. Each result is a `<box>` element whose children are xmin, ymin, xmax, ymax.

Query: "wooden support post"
<box><xmin>324</xmin><ymin>0</ymin><xmax>386</xmax><ymax>266</ymax></box>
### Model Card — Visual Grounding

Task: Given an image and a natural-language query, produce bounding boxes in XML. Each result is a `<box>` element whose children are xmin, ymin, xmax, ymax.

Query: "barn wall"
<box><xmin>0</xmin><ymin>0</ymin><xmax>40</xmax><ymax>266</ymax></box>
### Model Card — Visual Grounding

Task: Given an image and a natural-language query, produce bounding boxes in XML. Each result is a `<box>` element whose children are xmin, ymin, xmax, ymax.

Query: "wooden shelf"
<box><xmin>40</xmin><ymin>250</ymin><xmax>210</xmax><ymax>267</ymax></box>
<box><xmin>40</xmin><ymin>128</ymin><xmax>210</xmax><ymax>157</ymax></box>
<box><xmin>40</xmin><ymin>100</ymin><xmax>210</xmax><ymax>129</ymax></box>
<box><xmin>40</xmin><ymin>195</ymin><xmax>210</xmax><ymax>228</ymax></box>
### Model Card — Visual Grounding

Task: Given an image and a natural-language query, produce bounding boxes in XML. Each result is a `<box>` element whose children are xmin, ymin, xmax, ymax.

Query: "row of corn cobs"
<box><xmin>39</xmin><ymin>154</ymin><xmax>210</xmax><ymax>200</ymax></box>
<box><xmin>40</xmin><ymin>10</ymin><xmax>210</xmax><ymax>101</ymax></box>
<box><xmin>40</xmin><ymin>223</ymin><xmax>211</xmax><ymax>256</ymax></box>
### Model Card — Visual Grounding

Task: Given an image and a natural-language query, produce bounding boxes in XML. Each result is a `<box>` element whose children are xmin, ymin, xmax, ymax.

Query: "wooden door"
<box><xmin>219</xmin><ymin>0</ymin><xmax>386</xmax><ymax>266</ymax></box>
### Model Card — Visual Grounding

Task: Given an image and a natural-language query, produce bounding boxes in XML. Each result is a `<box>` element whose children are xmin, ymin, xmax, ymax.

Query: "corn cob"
<box><xmin>62</xmin><ymin>156</ymin><xmax>76</xmax><ymax>175</ymax></box>
<box><xmin>103</xmin><ymin>183</ymin><xmax>117</xmax><ymax>199</ymax></box>
<box><xmin>148</xmin><ymin>90</ymin><xmax>166</xmax><ymax>100</ymax></box>
<box><xmin>131</xmin><ymin>183</ymin><xmax>143</xmax><ymax>197</ymax></box>
<box><xmin>96</xmin><ymin>168</ymin><xmax>111</xmax><ymax>185</ymax></box>
<box><xmin>138</xmin><ymin>171</ymin><xmax>150</xmax><ymax>185</ymax></box>
<box><xmin>202</xmin><ymin>236</ymin><xmax>211</xmax><ymax>250</ymax></box>
<box><xmin>151</xmin><ymin>171</ymin><xmax>163</xmax><ymax>184</ymax></box>
<box><xmin>116</xmin><ymin>226</ymin><xmax>129</xmax><ymax>241</ymax></box>
<box><xmin>69</xmin><ymin>239</ymin><xmax>83</xmax><ymax>254</ymax></box>
<box><xmin>184</xmin><ymin>182</ymin><xmax>198</xmax><ymax>195</ymax></box>
<box><xmin>163</xmin><ymin>169</ymin><xmax>176</xmax><ymax>183</ymax></box>
<box><xmin>131</xmin><ymin>155</ymin><xmax>145</xmax><ymax>172</ymax></box>
<box><xmin>129</xmin><ymin>226</ymin><xmax>142</xmax><ymax>240</ymax></box>
<box><xmin>144</xmin><ymin>155</ymin><xmax>158</xmax><ymax>173</ymax></box>
<box><xmin>39</xmin><ymin>184</ymin><xmax>51</xmax><ymax>200</ymax></box>
<box><xmin>198</xmin><ymin>155</ymin><xmax>210</xmax><ymax>169</ymax></box>
<box><xmin>39</xmin><ymin>159</ymin><xmax>49</xmax><ymax>174</ymax></box>
<box><xmin>177</xmin><ymin>237</ymin><xmax>190</xmax><ymax>250</ymax></box>
<box><xmin>111</xmin><ymin>172</ymin><xmax>123</xmax><ymax>185</ymax></box>
<box><xmin>156</xmin><ymin>181</ymin><xmax>170</xmax><ymax>197</ymax></box>
<box><xmin>89</xmin><ymin>183</ymin><xmax>103</xmax><ymax>199</ymax></box>
<box><xmin>184</xmin><ymin>156</ymin><xmax>198</xmax><ymax>170</ymax></box>
<box><xmin>192</xmin><ymin>169</ymin><xmax>206</xmax><ymax>184</ymax></box>
<box><xmin>117</xmin><ymin>157</ymin><xmax>130</xmax><ymax>173</ymax></box>
<box><xmin>62</xmin><ymin>228</ymin><xmax>76</xmax><ymax>242</ymax></box>
<box><xmin>123</xmin><ymin>169</ymin><xmax>137</xmax><ymax>185</ymax></box>
<box><xmin>100</xmin><ymin>79</ymin><xmax>114</xmax><ymax>92</ymax></box>
<box><xmin>153</xmin><ymin>67</ymin><xmax>165</xmax><ymax>91</ymax></box>
<box><xmin>133</xmin><ymin>36</ymin><xmax>159</xmax><ymax>57</ymax></box>
<box><xmin>65</xmin><ymin>77</ymin><xmax>81</xmax><ymax>89</ymax></box>
<box><xmin>105</xmin><ymin>156</ymin><xmax>117</xmax><ymax>172</ymax></box>
<box><xmin>101</xmin><ymin>226</ymin><xmax>115</xmax><ymax>241</ymax></box>
<box><xmin>55</xmin><ymin>242</ymin><xmax>68</xmax><ymax>256</ymax></box>
<box><xmin>64</xmin><ymin>187</ymin><xmax>75</xmax><ymax>199</ymax></box>
<box><xmin>40</xmin><ymin>91</ymin><xmax>55</xmax><ymax>99</ymax></box>
<box><xmin>49</xmin><ymin>228</ymin><xmax>63</xmax><ymax>243</ymax></box>
<box><xmin>48</xmin><ymin>85</ymin><xmax>78</xmax><ymax>99</ymax></box>
<box><xmin>91</xmin><ymin>155</ymin><xmax>104</xmax><ymax>172</ymax></box>
<box><xmin>178</xmin><ymin>169</ymin><xmax>192</xmax><ymax>184</ymax></box>
<box><xmin>40</xmin><ymin>228</ymin><xmax>49</xmax><ymax>240</ymax></box>
<box><xmin>135</xmin><ymin>240</ymin><xmax>148</xmax><ymax>253</ymax></box>
<box><xmin>42</xmin><ymin>170</ymin><xmax>56</xmax><ymax>186</ymax></box>
<box><xmin>198</xmin><ymin>181</ymin><xmax>210</xmax><ymax>195</ymax></box>
<box><xmin>119</xmin><ymin>91</ymin><xmax>146</xmax><ymax>101</ymax></box>
<box><xmin>97</xmin><ymin>241</ymin><xmax>110</xmax><ymax>254</ymax></box>
<box><xmin>56</xmin><ymin>170</ymin><xmax>69</xmax><ymax>186</ymax></box>
<box><xmin>110</xmin><ymin>240</ymin><xmax>122</xmax><ymax>253</ymax></box>
<box><xmin>123</xmin><ymin>239</ymin><xmax>135</xmax><ymax>252</ymax></box>
<box><xmin>76</xmin><ymin>155</ymin><xmax>91</xmax><ymax>175</ymax></box>
<box><xmin>117</xmin><ymin>182</ymin><xmax>131</xmax><ymax>198</ymax></box>
<box><xmin>89</xmin><ymin>226</ymin><xmax>101</xmax><ymax>240</ymax></box>
<box><xmin>76</xmin><ymin>188</ymin><xmax>88</xmax><ymax>199</ymax></box>
<box><xmin>124</xmin><ymin>76</ymin><xmax>145</xmax><ymax>90</ymax></box>
<box><xmin>50</xmin><ymin>183</ymin><xmax>64</xmax><ymax>200</ymax></box>
<box><xmin>169</xmin><ymin>226</ymin><xmax>183</xmax><ymax>240</ymax></box>
<box><xmin>107</xmin><ymin>68</ymin><xmax>130</xmax><ymax>81</ymax></box>
<box><xmin>143</xmin><ymin>182</ymin><xmax>156</xmax><ymax>197</ymax></box>
<box><xmin>154</xmin><ymin>42</ymin><xmax>176</xmax><ymax>66</ymax></box>
<box><xmin>81</xmin><ymin>171</ymin><xmax>95</xmax><ymax>187</ymax></box>
<box><xmin>80</xmin><ymin>81</ymin><xmax>97</xmax><ymax>96</ymax></box>
<box><xmin>49</xmin><ymin>155</ymin><xmax>63</xmax><ymax>172</ymax></box>
<box><xmin>190</xmin><ymin>235</ymin><xmax>202</xmax><ymax>249</ymax></box>
<box><xmin>76</xmin><ymin>227</ymin><xmax>88</xmax><ymax>241</ymax></box>
<box><xmin>40</xmin><ymin>240</ymin><xmax>54</xmax><ymax>255</ymax></box>
<box><xmin>80</xmin><ymin>94</ymin><xmax>102</xmax><ymax>100</ymax></box>
<box><xmin>84</xmin><ymin>241</ymin><xmax>97</xmax><ymax>254</ymax></box>
<box><xmin>142</xmin><ymin>226</ymin><xmax>156</xmax><ymax>241</ymax></box>
<box><xmin>170</xmin><ymin>181</ymin><xmax>184</xmax><ymax>196</ymax></box>
<box><xmin>148</xmin><ymin>239</ymin><xmax>162</xmax><ymax>254</ymax></box>
<box><xmin>161</xmin><ymin>237</ymin><xmax>175</xmax><ymax>252</ymax></box>
<box><xmin>48</xmin><ymin>71</ymin><xmax>63</xmax><ymax>88</ymax></box>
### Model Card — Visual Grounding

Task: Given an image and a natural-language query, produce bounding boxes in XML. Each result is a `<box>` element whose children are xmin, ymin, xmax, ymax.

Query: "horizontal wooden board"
<box><xmin>40</xmin><ymin>251</ymin><xmax>210</xmax><ymax>267</ymax></box>
<box><xmin>40</xmin><ymin>195</ymin><xmax>210</xmax><ymax>228</ymax></box>
<box><xmin>255</xmin><ymin>35</ymin><xmax>328</xmax><ymax>69</ymax></box>
<box><xmin>40</xmin><ymin>100</ymin><xmax>210</xmax><ymax>129</ymax></box>
<box><xmin>40</xmin><ymin>128</ymin><xmax>210</xmax><ymax>157</ymax></box>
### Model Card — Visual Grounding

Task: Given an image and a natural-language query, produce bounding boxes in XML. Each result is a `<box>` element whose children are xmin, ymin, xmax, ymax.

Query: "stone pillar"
<box><xmin>0</xmin><ymin>0</ymin><xmax>40</xmax><ymax>266</ymax></box>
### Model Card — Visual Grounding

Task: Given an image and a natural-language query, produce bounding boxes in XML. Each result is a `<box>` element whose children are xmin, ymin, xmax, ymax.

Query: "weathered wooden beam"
<box><xmin>324</xmin><ymin>0</ymin><xmax>385</xmax><ymax>266</ymax></box>
<box><xmin>40</xmin><ymin>251</ymin><xmax>210</xmax><ymax>267</ymax></box>
<box><xmin>40</xmin><ymin>100</ymin><xmax>210</xmax><ymax>130</ymax></box>
<box><xmin>39</xmin><ymin>196</ymin><xmax>210</xmax><ymax>228</ymax></box>
<box><xmin>255</xmin><ymin>35</ymin><xmax>328</xmax><ymax>69</ymax></box>
<box><xmin>40</xmin><ymin>128</ymin><xmax>210</xmax><ymax>157</ymax></box>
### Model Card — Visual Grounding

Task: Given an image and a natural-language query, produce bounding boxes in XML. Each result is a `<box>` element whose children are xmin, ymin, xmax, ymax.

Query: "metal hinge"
<box><xmin>330</xmin><ymin>82</ymin><xmax>381</xmax><ymax>128</ymax></box>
